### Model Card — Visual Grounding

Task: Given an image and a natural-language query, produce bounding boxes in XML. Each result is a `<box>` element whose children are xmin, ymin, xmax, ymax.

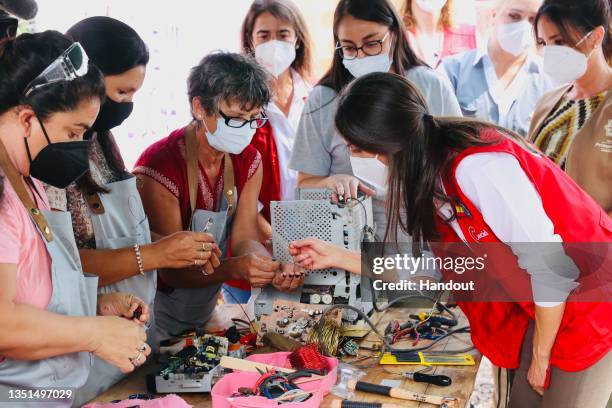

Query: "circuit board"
<box><xmin>148</xmin><ymin>335</ymin><xmax>238</xmax><ymax>393</ymax></box>
<box><xmin>257</xmin><ymin>300</ymin><xmax>342</xmax><ymax>346</ymax></box>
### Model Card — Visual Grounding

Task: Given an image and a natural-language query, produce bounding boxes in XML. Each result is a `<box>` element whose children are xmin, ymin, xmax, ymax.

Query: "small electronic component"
<box><xmin>258</xmin><ymin>300</ymin><xmax>342</xmax><ymax>346</ymax></box>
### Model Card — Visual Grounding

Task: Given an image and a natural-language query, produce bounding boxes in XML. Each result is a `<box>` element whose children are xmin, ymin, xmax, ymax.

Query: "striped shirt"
<box><xmin>532</xmin><ymin>91</ymin><xmax>606</xmax><ymax>168</ymax></box>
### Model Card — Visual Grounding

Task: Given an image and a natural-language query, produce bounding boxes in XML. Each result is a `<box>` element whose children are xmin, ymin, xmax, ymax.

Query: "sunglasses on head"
<box><xmin>23</xmin><ymin>42</ymin><xmax>90</xmax><ymax>97</ymax></box>
<box><xmin>0</xmin><ymin>16</ymin><xmax>18</xmax><ymax>40</ymax></box>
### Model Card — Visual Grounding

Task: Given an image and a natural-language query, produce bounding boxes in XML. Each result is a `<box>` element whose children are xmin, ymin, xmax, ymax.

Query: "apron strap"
<box><xmin>223</xmin><ymin>151</ymin><xmax>235</xmax><ymax>218</ymax></box>
<box><xmin>185</xmin><ymin>124</ymin><xmax>236</xmax><ymax>224</ymax></box>
<box><xmin>0</xmin><ymin>139</ymin><xmax>53</xmax><ymax>242</ymax></box>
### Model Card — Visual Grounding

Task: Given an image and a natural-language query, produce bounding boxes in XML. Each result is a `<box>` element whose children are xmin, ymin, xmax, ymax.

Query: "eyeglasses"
<box><xmin>219</xmin><ymin>109</ymin><xmax>268</xmax><ymax>129</ymax></box>
<box><xmin>336</xmin><ymin>32</ymin><xmax>390</xmax><ymax>60</ymax></box>
<box><xmin>0</xmin><ymin>16</ymin><xmax>17</xmax><ymax>40</ymax></box>
<box><xmin>23</xmin><ymin>42</ymin><xmax>89</xmax><ymax>97</ymax></box>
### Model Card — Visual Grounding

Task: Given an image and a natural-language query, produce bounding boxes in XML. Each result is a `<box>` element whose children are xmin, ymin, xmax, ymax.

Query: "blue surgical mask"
<box><xmin>203</xmin><ymin>117</ymin><xmax>256</xmax><ymax>155</ymax></box>
<box><xmin>342</xmin><ymin>52</ymin><xmax>392</xmax><ymax>78</ymax></box>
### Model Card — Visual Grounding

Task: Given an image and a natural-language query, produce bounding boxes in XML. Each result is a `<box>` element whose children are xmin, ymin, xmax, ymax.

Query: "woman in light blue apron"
<box><xmin>0</xmin><ymin>31</ymin><xmax>150</xmax><ymax>407</ymax></box>
<box><xmin>41</xmin><ymin>18</ymin><xmax>220</xmax><ymax>404</ymax></box>
<box><xmin>134</xmin><ymin>52</ymin><xmax>304</xmax><ymax>342</ymax></box>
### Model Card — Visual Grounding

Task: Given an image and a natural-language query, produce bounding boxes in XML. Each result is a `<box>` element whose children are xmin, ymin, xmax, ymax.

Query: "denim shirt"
<box><xmin>440</xmin><ymin>47</ymin><xmax>553</xmax><ymax>137</ymax></box>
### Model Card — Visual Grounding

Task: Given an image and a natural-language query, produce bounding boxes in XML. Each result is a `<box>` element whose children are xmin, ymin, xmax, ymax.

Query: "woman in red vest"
<box><xmin>290</xmin><ymin>72</ymin><xmax>612</xmax><ymax>407</ymax></box>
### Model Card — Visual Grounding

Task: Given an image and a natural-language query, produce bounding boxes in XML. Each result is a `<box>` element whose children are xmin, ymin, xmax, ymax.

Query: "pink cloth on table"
<box><xmin>0</xmin><ymin>177</ymin><xmax>52</xmax><ymax>309</ymax></box>
<box><xmin>211</xmin><ymin>352</ymin><xmax>338</xmax><ymax>408</ymax></box>
<box><xmin>83</xmin><ymin>394</ymin><xmax>192</xmax><ymax>408</ymax></box>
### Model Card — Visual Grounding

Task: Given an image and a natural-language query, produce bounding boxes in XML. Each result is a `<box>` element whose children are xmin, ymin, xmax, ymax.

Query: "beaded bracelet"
<box><xmin>133</xmin><ymin>243</ymin><xmax>144</xmax><ymax>275</ymax></box>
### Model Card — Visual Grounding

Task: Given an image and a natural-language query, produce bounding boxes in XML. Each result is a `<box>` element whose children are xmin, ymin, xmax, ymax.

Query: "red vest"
<box><xmin>250</xmin><ymin>122</ymin><xmax>282</xmax><ymax>223</ymax></box>
<box><xmin>435</xmin><ymin>129</ymin><xmax>612</xmax><ymax>372</ymax></box>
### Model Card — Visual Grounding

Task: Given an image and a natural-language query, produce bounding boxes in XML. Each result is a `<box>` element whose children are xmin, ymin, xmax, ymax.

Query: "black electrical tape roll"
<box><xmin>354</xmin><ymin>381</ymin><xmax>392</xmax><ymax>396</ymax></box>
<box><xmin>341</xmin><ymin>402</ymin><xmax>382</xmax><ymax>408</ymax></box>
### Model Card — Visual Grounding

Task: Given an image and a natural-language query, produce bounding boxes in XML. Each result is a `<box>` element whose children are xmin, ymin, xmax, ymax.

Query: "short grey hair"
<box><xmin>188</xmin><ymin>51</ymin><xmax>271</xmax><ymax>116</ymax></box>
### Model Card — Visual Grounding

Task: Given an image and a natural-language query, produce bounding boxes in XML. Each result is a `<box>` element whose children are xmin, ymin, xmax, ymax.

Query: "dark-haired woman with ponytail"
<box><xmin>529</xmin><ymin>0</ymin><xmax>612</xmax><ymax>216</ymax></box>
<box><xmin>39</xmin><ymin>17</ymin><xmax>220</xmax><ymax>403</ymax></box>
<box><xmin>0</xmin><ymin>31</ymin><xmax>150</xmax><ymax>406</ymax></box>
<box><xmin>290</xmin><ymin>73</ymin><xmax>611</xmax><ymax>407</ymax></box>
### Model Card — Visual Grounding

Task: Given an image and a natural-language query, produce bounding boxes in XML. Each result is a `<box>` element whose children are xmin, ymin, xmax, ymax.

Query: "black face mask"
<box><xmin>26</xmin><ymin>117</ymin><xmax>91</xmax><ymax>189</ymax></box>
<box><xmin>91</xmin><ymin>98</ymin><xmax>134</xmax><ymax>133</ymax></box>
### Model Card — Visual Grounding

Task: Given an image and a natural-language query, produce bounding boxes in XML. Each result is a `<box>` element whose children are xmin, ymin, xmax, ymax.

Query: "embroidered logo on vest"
<box><xmin>468</xmin><ymin>226</ymin><xmax>489</xmax><ymax>241</ymax></box>
<box><xmin>595</xmin><ymin>119</ymin><xmax>612</xmax><ymax>153</ymax></box>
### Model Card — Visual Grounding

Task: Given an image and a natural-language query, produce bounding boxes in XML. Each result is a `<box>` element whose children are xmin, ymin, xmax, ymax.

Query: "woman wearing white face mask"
<box><xmin>402</xmin><ymin>0</ymin><xmax>477</xmax><ymax>68</ymax></box>
<box><xmin>223</xmin><ymin>0</ymin><xmax>313</xmax><ymax>303</ymax></box>
<box><xmin>240</xmin><ymin>0</ymin><xmax>313</xmax><ymax>237</ymax></box>
<box><xmin>134</xmin><ymin>53</ymin><xmax>304</xmax><ymax>341</ymax></box>
<box><xmin>290</xmin><ymin>0</ymin><xmax>461</xmax><ymax>251</ymax></box>
<box><xmin>529</xmin><ymin>0</ymin><xmax>612</xmax><ymax>216</ymax></box>
<box><xmin>291</xmin><ymin>73</ymin><xmax>612</xmax><ymax>408</ymax></box>
<box><xmin>440</xmin><ymin>0</ymin><xmax>553</xmax><ymax>137</ymax></box>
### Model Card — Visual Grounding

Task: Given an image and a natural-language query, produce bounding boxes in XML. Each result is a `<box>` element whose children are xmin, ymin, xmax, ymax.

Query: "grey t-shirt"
<box><xmin>289</xmin><ymin>66</ymin><xmax>461</xmax><ymax>246</ymax></box>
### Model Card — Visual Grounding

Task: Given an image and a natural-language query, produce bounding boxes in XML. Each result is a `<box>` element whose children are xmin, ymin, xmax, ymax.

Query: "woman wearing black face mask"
<box><xmin>0</xmin><ymin>31</ymin><xmax>151</xmax><ymax>407</ymax></box>
<box><xmin>43</xmin><ymin>17</ymin><xmax>220</xmax><ymax>404</ymax></box>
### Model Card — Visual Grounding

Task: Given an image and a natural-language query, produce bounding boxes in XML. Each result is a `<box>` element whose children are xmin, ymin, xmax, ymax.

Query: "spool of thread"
<box><xmin>288</xmin><ymin>343</ymin><xmax>329</xmax><ymax>374</ymax></box>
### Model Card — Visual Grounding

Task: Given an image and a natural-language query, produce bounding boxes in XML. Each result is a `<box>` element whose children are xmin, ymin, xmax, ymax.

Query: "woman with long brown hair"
<box><xmin>290</xmin><ymin>72</ymin><xmax>612</xmax><ymax>407</ymax></box>
<box><xmin>289</xmin><ymin>0</ymin><xmax>460</xmax><ymax>262</ymax></box>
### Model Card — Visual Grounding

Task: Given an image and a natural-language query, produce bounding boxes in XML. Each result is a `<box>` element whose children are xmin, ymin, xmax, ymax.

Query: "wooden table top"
<box><xmin>88</xmin><ymin>304</ymin><xmax>480</xmax><ymax>408</ymax></box>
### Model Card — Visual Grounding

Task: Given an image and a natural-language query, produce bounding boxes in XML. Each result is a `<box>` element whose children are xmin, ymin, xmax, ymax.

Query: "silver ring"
<box><xmin>129</xmin><ymin>351</ymin><xmax>143</xmax><ymax>365</ymax></box>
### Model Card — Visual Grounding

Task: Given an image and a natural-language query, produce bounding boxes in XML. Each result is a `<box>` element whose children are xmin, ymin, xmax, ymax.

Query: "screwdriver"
<box><xmin>403</xmin><ymin>370</ymin><xmax>452</xmax><ymax>386</ymax></box>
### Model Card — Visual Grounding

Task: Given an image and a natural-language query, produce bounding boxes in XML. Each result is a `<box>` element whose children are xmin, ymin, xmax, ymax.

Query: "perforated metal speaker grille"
<box><xmin>271</xmin><ymin>200</ymin><xmax>339</xmax><ymax>282</ymax></box>
<box><xmin>298</xmin><ymin>188</ymin><xmax>333</xmax><ymax>201</ymax></box>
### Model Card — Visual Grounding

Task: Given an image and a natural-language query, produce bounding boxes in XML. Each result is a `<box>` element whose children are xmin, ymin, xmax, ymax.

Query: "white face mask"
<box><xmin>255</xmin><ymin>40</ymin><xmax>296</xmax><ymax>78</ymax></box>
<box><xmin>204</xmin><ymin>117</ymin><xmax>256</xmax><ymax>154</ymax></box>
<box><xmin>350</xmin><ymin>154</ymin><xmax>388</xmax><ymax>195</ymax></box>
<box><xmin>416</xmin><ymin>0</ymin><xmax>447</xmax><ymax>14</ymax></box>
<box><xmin>496</xmin><ymin>20</ymin><xmax>534</xmax><ymax>57</ymax></box>
<box><xmin>343</xmin><ymin>52</ymin><xmax>392</xmax><ymax>78</ymax></box>
<box><xmin>542</xmin><ymin>31</ymin><xmax>594</xmax><ymax>86</ymax></box>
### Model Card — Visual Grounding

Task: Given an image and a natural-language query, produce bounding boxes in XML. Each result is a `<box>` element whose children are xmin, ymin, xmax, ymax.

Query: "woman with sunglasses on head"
<box><xmin>226</xmin><ymin>0</ymin><xmax>314</xmax><ymax>303</ymax></box>
<box><xmin>291</xmin><ymin>72</ymin><xmax>612</xmax><ymax>407</ymax></box>
<box><xmin>402</xmin><ymin>0</ymin><xmax>477</xmax><ymax>68</ymax></box>
<box><xmin>290</xmin><ymin>0</ymin><xmax>461</xmax><ymax>256</ymax></box>
<box><xmin>0</xmin><ymin>31</ymin><xmax>151</xmax><ymax>407</ymax></box>
<box><xmin>529</xmin><ymin>0</ymin><xmax>612</xmax><ymax>216</ymax></box>
<box><xmin>134</xmin><ymin>52</ymin><xmax>303</xmax><ymax>342</ymax></box>
<box><xmin>41</xmin><ymin>17</ymin><xmax>219</xmax><ymax>403</ymax></box>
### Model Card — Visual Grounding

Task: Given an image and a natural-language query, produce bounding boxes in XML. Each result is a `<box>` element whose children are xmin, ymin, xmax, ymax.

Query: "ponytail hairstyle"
<box><xmin>319</xmin><ymin>0</ymin><xmax>424</xmax><ymax>94</ymax></box>
<box><xmin>534</xmin><ymin>0</ymin><xmax>611</xmax><ymax>63</ymax></box>
<box><xmin>0</xmin><ymin>31</ymin><xmax>105</xmax><ymax>203</ymax></box>
<box><xmin>334</xmin><ymin>73</ymin><xmax>528</xmax><ymax>253</ymax></box>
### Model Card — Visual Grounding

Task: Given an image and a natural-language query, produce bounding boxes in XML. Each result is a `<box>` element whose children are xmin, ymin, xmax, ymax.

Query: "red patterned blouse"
<box><xmin>133</xmin><ymin>126</ymin><xmax>261</xmax><ymax>230</ymax></box>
